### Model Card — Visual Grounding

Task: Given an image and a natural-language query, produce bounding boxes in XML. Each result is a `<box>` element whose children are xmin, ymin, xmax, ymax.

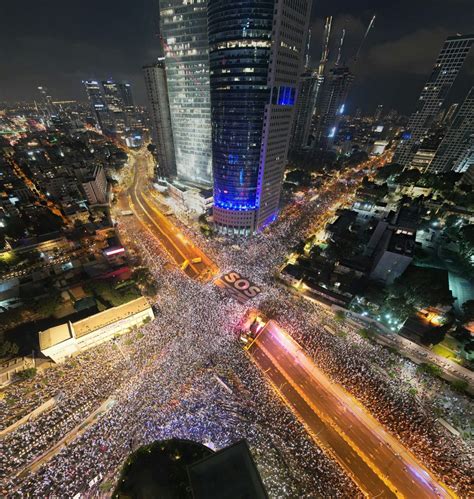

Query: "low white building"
<box><xmin>39</xmin><ymin>297</ymin><xmax>154</xmax><ymax>363</ymax></box>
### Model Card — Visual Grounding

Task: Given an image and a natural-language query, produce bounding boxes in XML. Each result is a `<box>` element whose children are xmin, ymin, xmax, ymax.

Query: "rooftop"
<box><xmin>73</xmin><ymin>296</ymin><xmax>150</xmax><ymax>338</ymax></box>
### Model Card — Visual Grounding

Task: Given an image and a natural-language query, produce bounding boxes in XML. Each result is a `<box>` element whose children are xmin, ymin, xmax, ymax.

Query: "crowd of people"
<box><xmin>1</xmin><ymin>161</ymin><xmax>472</xmax><ymax>498</ymax></box>
<box><xmin>1</xmin><ymin>226</ymin><xmax>359</xmax><ymax>498</ymax></box>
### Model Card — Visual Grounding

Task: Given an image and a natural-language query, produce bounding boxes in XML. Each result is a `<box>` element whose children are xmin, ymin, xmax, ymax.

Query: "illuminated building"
<box><xmin>83</xmin><ymin>79</ymin><xmax>135</xmax><ymax>136</ymax></box>
<box><xmin>143</xmin><ymin>59</ymin><xmax>177</xmax><ymax>178</ymax></box>
<box><xmin>37</xmin><ymin>86</ymin><xmax>57</xmax><ymax>120</ymax></box>
<box><xmin>209</xmin><ymin>0</ymin><xmax>313</xmax><ymax>235</ymax></box>
<box><xmin>427</xmin><ymin>87</ymin><xmax>474</xmax><ymax>173</ymax></box>
<box><xmin>394</xmin><ymin>34</ymin><xmax>474</xmax><ymax>167</ymax></box>
<box><xmin>159</xmin><ymin>0</ymin><xmax>212</xmax><ymax>186</ymax></box>
<box><xmin>39</xmin><ymin>297</ymin><xmax>154</xmax><ymax>363</ymax></box>
<box><xmin>83</xmin><ymin>80</ymin><xmax>111</xmax><ymax>132</ymax></box>
<box><xmin>313</xmin><ymin>66</ymin><xmax>354</xmax><ymax>150</ymax></box>
<box><xmin>374</xmin><ymin>104</ymin><xmax>384</xmax><ymax>123</ymax></box>
<box><xmin>81</xmin><ymin>165</ymin><xmax>108</xmax><ymax>205</ymax></box>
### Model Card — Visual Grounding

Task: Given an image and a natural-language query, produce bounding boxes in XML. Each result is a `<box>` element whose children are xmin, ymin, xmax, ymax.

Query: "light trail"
<box><xmin>248</xmin><ymin>321</ymin><xmax>457</xmax><ymax>499</ymax></box>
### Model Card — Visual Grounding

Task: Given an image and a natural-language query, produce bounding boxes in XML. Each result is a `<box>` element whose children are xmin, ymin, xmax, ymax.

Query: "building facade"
<box><xmin>159</xmin><ymin>0</ymin><xmax>212</xmax><ymax>186</ymax></box>
<box><xmin>82</xmin><ymin>165</ymin><xmax>108</xmax><ymax>205</ymax></box>
<box><xmin>427</xmin><ymin>87</ymin><xmax>474</xmax><ymax>174</ymax></box>
<box><xmin>143</xmin><ymin>59</ymin><xmax>177</xmax><ymax>178</ymax></box>
<box><xmin>313</xmin><ymin>66</ymin><xmax>354</xmax><ymax>150</ymax></box>
<box><xmin>290</xmin><ymin>70</ymin><xmax>321</xmax><ymax>152</ymax></box>
<box><xmin>39</xmin><ymin>297</ymin><xmax>154</xmax><ymax>363</ymax></box>
<box><xmin>83</xmin><ymin>79</ymin><xmax>135</xmax><ymax>137</ymax></box>
<box><xmin>394</xmin><ymin>34</ymin><xmax>474</xmax><ymax>167</ymax></box>
<box><xmin>209</xmin><ymin>0</ymin><xmax>312</xmax><ymax>235</ymax></box>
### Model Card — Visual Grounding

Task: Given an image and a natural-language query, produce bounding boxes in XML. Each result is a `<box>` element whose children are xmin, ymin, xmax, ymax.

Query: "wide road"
<box><xmin>248</xmin><ymin>321</ymin><xmax>455</xmax><ymax>499</ymax></box>
<box><xmin>118</xmin><ymin>150</ymin><xmax>217</xmax><ymax>280</ymax></box>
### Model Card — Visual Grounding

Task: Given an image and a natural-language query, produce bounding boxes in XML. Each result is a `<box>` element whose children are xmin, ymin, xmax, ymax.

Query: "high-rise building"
<box><xmin>102</xmin><ymin>80</ymin><xmax>126</xmax><ymax>113</ymax></box>
<box><xmin>394</xmin><ymin>34</ymin><xmax>474</xmax><ymax>167</ymax></box>
<box><xmin>159</xmin><ymin>0</ymin><xmax>212</xmax><ymax>186</ymax></box>
<box><xmin>374</xmin><ymin>104</ymin><xmax>384</xmax><ymax>122</ymax></box>
<box><xmin>143</xmin><ymin>58</ymin><xmax>177</xmax><ymax>178</ymax></box>
<box><xmin>313</xmin><ymin>66</ymin><xmax>354</xmax><ymax>149</ymax></box>
<box><xmin>83</xmin><ymin>80</ymin><xmax>111</xmax><ymax>132</ymax></box>
<box><xmin>118</xmin><ymin>82</ymin><xmax>134</xmax><ymax>110</ymax></box>
<box><xmin>427</xmin><ymin>87</ymin><xmax>474</xmax><ymax>174</ymax></box>
<box><xmin>209</xmin><ymin>0</ymin><xmax>312</xmax><ymax>235</ymax></box>
<box><xmin>37</xmin><ymin>86</ymin><xmax>57</xmax><ymax>119</ymax></box>
<box><xmin>83</xmin><ymin>79</ymin><xmax>135</xmax><ymax>136</ymax></box>
<box><xmin>290</xmin><ymin>16</ymin><xmax>332</xmax><ymax>155</ymax></box>
<box><xmin>290</xmin><ymin>70</ymin><xmax>320</xmax><ymax>152</ymax></box>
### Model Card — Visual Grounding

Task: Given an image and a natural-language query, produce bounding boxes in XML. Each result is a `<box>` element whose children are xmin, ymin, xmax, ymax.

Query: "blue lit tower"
<box><xmin>209</xmin><ymin>0</ymin><xmax>312</xmax><ymax>236</ymax></box>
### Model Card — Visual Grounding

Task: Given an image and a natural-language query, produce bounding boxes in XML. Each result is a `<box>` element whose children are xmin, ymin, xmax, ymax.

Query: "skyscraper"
<box><xmin>83</xmin><ymin>79</ymin><xmax>135</xmax><ymax>136</ymax></box>
<box><xmin>313</xmin><ymin>66</ymin><xmax>354</xmax><ymax>149</ymax></box>
<box><xmin>209</xmin><ymin>0</ymin><xmax>312</xmax><ymax>236</ymax></box>
<box><xmin>143</xmin><ymin>58</ymin><xmax>177</xmax><ymax>178</ymax></box>
<box><xmin>374</xmin><ymin>104</ymin><xmax>384</xmax><ymax>122</ymax></box>
<box><xmin>83</xmin><ymin>80</ymin><xmax>111</xmax><ymax>132</ymax></box>
<box><xmin>427</xmin><ymin>87</ymin><xmax>474</xmax><ymax>174</ymax></box>
<box><xmin>290</xmin><ymin>16</ymin><xmax>332</xmax><ymax>155</ymax></box>
<box><xmin>290</xmin><ymin>71</ymin><xmax>320</xmax><ymax>152</ymax></box>
<box><xmin>159</xmin><ymin>0</ymin><xmax>212</xmax><ymax>186</ymax></box>
<box><xmin>394</xmin><ymin>34</ymin><xmax>474</xmax><ymax>167</ymax></box>
<box><xmin>37</xmin><ymin>86</ymin><xmax>57</xmax><ymax>119</ymax></box>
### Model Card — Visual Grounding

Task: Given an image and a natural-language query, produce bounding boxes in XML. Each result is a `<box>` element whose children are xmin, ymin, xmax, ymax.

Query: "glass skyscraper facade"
<box><xmin>394</xmin><ymin>34</ymin><xmax>474</xmax><ymax>167</ymax></box>
<box><xmin>159</xmin><ymin>0</ymin><xmax>212</xmax><ymax>186</ymax></box>
<box><xmin>210</xmin><ymin>0</ymin><xmax>312</xmax><ymax>235</ymax></box>
<box><xmin>209</xmin><ymin>0</ymin><xmax>274</xmax><ymax>217</ymax></box>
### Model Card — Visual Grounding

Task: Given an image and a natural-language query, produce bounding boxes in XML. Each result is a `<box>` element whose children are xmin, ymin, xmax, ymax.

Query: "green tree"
<box><xmin>0</xmin><ymin>339</ymin><xmax>20</xmax><ymax>359</ymax></box>
<box><xmin>16</xmin><ymin>368</ymin><xmax>37</xmax><ymax>380</ymax></box>
<box><xmin>334</xmin><ymin>310</ymin><xmax>346</xmax><ymax>323</ymax></box>
<box><xmin>375</xmin><ymin>163</ymin><xmax>403</xmax><ymax>181</ymax></box>
<box><xmin>34</xmin><ymin>290</ymin><xmax>61</xmax><ymax>318</ymax></box>
<box><xmin>462</xmin><ymin>300</ymin><xmax>474</xmax><ymax>322</ymax></box>
<box><xmin>389</xmin><ymin>266</ymin><xmax>454</xmax><ymax>311</ymax></box>
<box><xmin>394</xmin><ymin>168</ymin><xmax>421</xmax><ymax>186</ymax></box>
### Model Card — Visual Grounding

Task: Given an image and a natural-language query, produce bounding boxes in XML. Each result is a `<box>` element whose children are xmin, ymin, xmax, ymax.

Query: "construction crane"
<box><xmin>354</xmin><ymin>14</ymin><xmax>376</xmax><ymax>64</ymax></box>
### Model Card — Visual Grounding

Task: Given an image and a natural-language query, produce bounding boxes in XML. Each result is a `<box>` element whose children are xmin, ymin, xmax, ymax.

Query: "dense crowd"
<box><xmin>1</xmin><ymin>229</ymin><xmax>359</xmax><ymax>498</ymax></box>
<box><xmin>1</xmin><ymin>161</ymin><xmax>473</xmax><ymax>497</ymax></box>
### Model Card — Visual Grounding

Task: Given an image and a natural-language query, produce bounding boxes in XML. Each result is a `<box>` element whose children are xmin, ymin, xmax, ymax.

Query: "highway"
<box><xmin>248</xmin><ymin>321</ymin><xmax>455</xmax><ymax>499</ymax></box>
<box><xmin>117</xmin><ymin>150</ymin><xmax>217</xmax><ymax>281</ymax></box>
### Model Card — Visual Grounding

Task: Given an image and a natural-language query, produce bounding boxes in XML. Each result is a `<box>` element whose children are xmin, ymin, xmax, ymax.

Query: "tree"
<box><xmin>33</xmin><ymin>290</ymin><xmax>61</xmax><ymax>318</ymax></box>
<box><xmin>16</xmin><ymin>368</ymin><xmax>37</xmax><ymax>380</ymax></box>
<box><xmin>462</xmin><ymin>300</ymin><xmax>474</xmax><ymax>322</ymax></box>
<box><xmin>0</xmin><ymin>339</ymin><xmax>20</xmax><ymax>359</ymax></box>
<box><xmin>389</xmin><ymin>266</ymin><xmax>454</xmax><ymax>313</ymax></box>
<box><xmin>334</xmin><ymin>310</ymin><xmax>346</xmax><ymax>322</ymax></box>
<box><xmin>394</xmin><ymin>168</ymin><xmax>421</xmax><ymax>186</ymax></box>
<box><xmin>458</xmin><ymin>224</ymin><xmax>474</xmax><ymax>260</ymax></box>
<box><xmin>285</xmin><ymin>169</ymin><xmax>311</xmax><ymax>187</ymax></box>
<box><xmin>375</xmin><ymin>163</ymin><xmax>403</xmax><ymax>181</ymax></box>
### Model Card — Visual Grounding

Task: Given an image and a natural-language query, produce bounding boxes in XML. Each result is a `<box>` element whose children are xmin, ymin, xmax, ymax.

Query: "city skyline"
<box><xmin>1</xmin><ymin>0</ymin><xmax>473</xmax><ymax>113</ymax></box>
<box><xmin>1</xmin><ymin>1</ymin><xmax>474</xmax><ymax>497</ymax></box>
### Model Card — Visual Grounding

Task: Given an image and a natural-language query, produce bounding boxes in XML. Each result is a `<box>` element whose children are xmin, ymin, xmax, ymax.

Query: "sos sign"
<box><xmin>216</xmin><ymin>271</ymin><xmax>262</xmax><ymax>303</ymax></box>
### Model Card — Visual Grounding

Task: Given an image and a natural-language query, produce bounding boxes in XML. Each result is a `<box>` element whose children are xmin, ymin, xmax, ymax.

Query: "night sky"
<box><xmin>1</xmin><ymin>0</ymin><xmax>473</xmax><ymax>114</ymax></box>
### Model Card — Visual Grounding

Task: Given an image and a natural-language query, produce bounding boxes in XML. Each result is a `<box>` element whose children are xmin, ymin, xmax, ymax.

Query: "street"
<box><xmin>116</xmin><ymin>150</ymin><xmax>217</xmax><ymax>280</ymax></box>
<box><xmin>248</xmin><ymin>321</ymin><xmax>455</xmax><ymax>499</ymax></box>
